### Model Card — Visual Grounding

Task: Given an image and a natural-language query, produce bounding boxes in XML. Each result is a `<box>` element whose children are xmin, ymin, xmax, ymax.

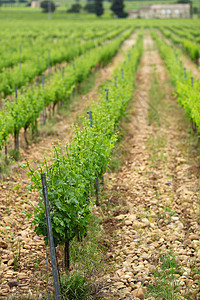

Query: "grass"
<box><xmin>147</xmin><ymin>252</ymin><xmax>182</xmax><ymax>299</ymax></box>
<box><xmin>4</xmin><ymin>0</ymin><xmax>200</xmax><ymax>16</ymax></box>
<box><xmin>38</xmin><ymin>118</ymin><xmax>58</xmax><ymax>138</ymax></box>
<box><xmin>190</xmin><ymin>265</ymin><xmax>200</xmax><ymax>293</ymax></box>
<box><xmin>108</xmin><ymin>106</ymin><xmax>133</xmax><ymax>172</ymax></box>
<box><xmin>8</xmin><ymin>215</ymin><xmax>108</xmax><ymax>300</ymax></box>
<box><xmin>56</xmin><ymin>215</ymin><xmax>109</xmax><ymax>300</ymax></box>
<box><xmin>9</xmin><ymin>149</ymin><xmax>21</xmax><ymax>161</ymax></box>
<box><xmin>77</xmin><ymin>70</ymin><xmax>100</xmax><ymax>95</ymax></box>
<box><xmin>147</xmin><ymin>68</ymin><xmax>169</xmax><ymax>167</ymax></box>
<box><xmin>108</xmin><ymin>132</ymin><xmax>127</xmax><ymax>172</ymax></box>
<box><xmin>0</xmin><ymin>67</ymin><xmax>98</xmax><ymax>176</ymax></box>
<box><xmin>0</xmin><ymin>147</ymin><xmax>22</xmax><ymax>178</ymax></box>
<box><xmin>0</xmin><ymin>7</ymin><xmax>199</xmax><ymax>23</ymax></box>
<box><xmin>60</xmin><ymin>271</ymin><xmax>92</xmax><ymax>300</ymax></box>
<box><xmin>69</xmin><ymin>215</ymin><xmax>107</xmax><ymax>277</ymax></box>
<box><xmin>0</xmin><ymin>153</ymin><xmax>10</xmax><ymax>176</ymax></box>
<box><xmin>100</xmin><ymin>187</ymin><xmax>129</xmax><ymax>218</ymax></box>
<box><xmin>53</xmin><ymin>69</ymin><xmax>99</xmax><ymax>123</ymax></box>
<box><xmin>147</xmin><ymin>133</ymin><xmax>167</xmax><ymax>167</ymax></box>
<box><xmin>163</xmin><ymin>206</ymin><xmax>175</xmax><ymax>216</ymax></box>
<box><xmin>0</xmin><ymin>1</ymin><xmax>179</xmax><ymax>13</ymax></box>
<box><xmin>148</xmin><ymin>65</ymin><xmax>166</xmax><ymax>127</ymax></box>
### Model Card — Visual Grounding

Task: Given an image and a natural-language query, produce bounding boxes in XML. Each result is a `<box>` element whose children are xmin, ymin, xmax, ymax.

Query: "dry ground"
<box><xmin>0</xmin><ymin>32</ymin><xmax>138</xmax><ymax>299</ymax></box>
<box><xmin>0</xmin><ymin>31</ymin><xmax>199</xmax><ymax>300</ymax></box>
<box><xmin>97</xmin><ymin>34</ymin><xmax>200</xmax><ymax>299</ymax></box>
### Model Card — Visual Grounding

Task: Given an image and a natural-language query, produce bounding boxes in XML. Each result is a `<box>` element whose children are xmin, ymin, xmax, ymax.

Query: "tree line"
<box><xmin>41</xmin><ymin>0</ymin><xmax>127</xmax><ymax>18</ymax></box>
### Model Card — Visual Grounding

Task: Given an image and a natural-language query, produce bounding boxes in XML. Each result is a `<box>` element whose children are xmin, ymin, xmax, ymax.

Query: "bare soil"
<box><xmin>0</xmin><ymin>32</ymin><xmax>138</xmax><ymax>299</ymax></box>
<box><xmin>97</xmin><ymin>34</ymin><xmax>200</xmax><ymax>299</ymax></box>
<box><xmin>157</xmin><ymin>29</ymin><xmax>200</xmax><ymax>78</ymax></box>
<box><xmin>0</xmin><ymin>31</ymin><xmax>200</xmax><ymax>300</ymax></box>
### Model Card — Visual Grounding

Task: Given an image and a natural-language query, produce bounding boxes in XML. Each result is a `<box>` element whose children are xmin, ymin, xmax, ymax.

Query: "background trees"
<box><xmin>110</xmin><ymin>0</ymin><xmax>127</xmax><ymax>17</ymax></box>
<box><xmin>95</xmin><ymin>0</ymin><xmax>104</xmax><ymax>16</ymax></box>
<box><xmin>40</xmin><ymin>0</ymin><xmax>56</xmax><ymax>13</ymax></box>
<box><xmin>67</xmin><ymin>3</ymin><xmax>82</xmax><ymax>12</ymax></box>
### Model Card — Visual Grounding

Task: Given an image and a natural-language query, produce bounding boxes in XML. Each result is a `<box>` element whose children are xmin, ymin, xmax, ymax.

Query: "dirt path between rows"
<box><xmin>19</xmin><ymin>31</ymin><xmax>138</xmax><ymax>167</ymax></box>
<box><xmin>98</xmin><ymin>33</ymin><xmax>200</xmax><ymax>299</ymax></box>
<box><xmin>0</xmin><ymin>32</ymin><xmax>138</xmax><ymax>299</ymax></box>
<box><xmin>157</xmin><ymin>29</ymin><xmax>200</xmax><ymax>79</ymax></box>
<box><xmin>1</xmin><ymin>28</ymin><xmax>126</xmax><ymax>105</ymax></box>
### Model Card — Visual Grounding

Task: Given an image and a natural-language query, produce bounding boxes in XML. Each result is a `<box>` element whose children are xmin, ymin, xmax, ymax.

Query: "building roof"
<box><xmin>141</xmin><ymin>4</ymin><xmax>190</xmax><ymax>10</ymax></box>
<box><xmin>127</xmin><ymin>9</ymin><xmax>140</xmax><ymax>13</ymax></box>
<box><xmin>140</xmin><ymin>6</ymin><xmax>151</xmax><ymax>9</ymax></box>
<box><xmin>151</xmin><ymin>4</ymin><xmax>190</xmax><ymax>9</ymax></box>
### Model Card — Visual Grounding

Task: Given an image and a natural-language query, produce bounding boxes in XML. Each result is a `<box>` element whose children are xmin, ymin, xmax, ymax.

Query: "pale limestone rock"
<box><xmin>141</xmin><ymin>218</ymin><xmax>150</xmax><ymax>226</ymax></box>
<box><xmin>7</xmin><ymin>259</ymin><xmax>14</xmax><ymax>267</ymax></box>
<box><xmin>132</xmin><ymin>287</ymin><xmax>145</xmax><ymax>299</ymax></box>
<box><xmin>125</xmin><ymin>220</ymin><xmax>133</xmax><ymax>226</ymax></box>
<box><xmin>0</xmin><ymin>241</ymin><xmax>8</xmax><ymax>249</ymax></box>
<box><xmin>18</xmin><ymin>273</ymin><xmax>28</xmax><ymax>280</ymax></box>
<box><xmin>116</xmin><ymin>214</ymin><xmax>127</xmax><ymax>221</ymax></box>
<box><xmin>189</xmin><ymin>234</ymin><xmax>199</xmax><ymax>240</ymax></box>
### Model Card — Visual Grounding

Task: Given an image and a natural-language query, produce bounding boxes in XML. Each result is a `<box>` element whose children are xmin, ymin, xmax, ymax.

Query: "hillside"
<box><xmin>2</xmin><ymin>0</ymin><xmax>198</xmax><ymax>13</ymax></box>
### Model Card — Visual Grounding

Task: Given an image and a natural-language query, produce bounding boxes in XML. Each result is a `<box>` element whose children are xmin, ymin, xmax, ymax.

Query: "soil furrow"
<box><xmin>157</xmin><ymin>29</ymin><xmax>200</xmax><ymax>79</ymax></box>
<box><xmin>100</xmin><ymin>33</ymin><xmax>200</xmax><ymax>300</ymax></box>
<box><xmin>0</xmin><ymin>32</ymin><xmax>138</xmax><ymax>299</ymax></box>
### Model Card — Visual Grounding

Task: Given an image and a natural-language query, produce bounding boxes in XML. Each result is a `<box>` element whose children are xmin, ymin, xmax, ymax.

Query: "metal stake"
<box><xmin>184</xmin><ymin>67</ymin><xmax>187</xmax><ymax>78</ymax></box>
<box><xmin>105</xmin><ymin>89</ymin><xmax>109</xmax><ymax>102</ymax></box>
<box><xmin>62</xmin><ymin>67</ymin><xmax>65</xmax><ymax>79</ymax></box>
<box><xmin>95</xmin><ymin>177</ymin><xmax>100</xmax><ymax>206</ymax></box>
<box><xmin>41</xmin><ymin>173</ymin><xmax>61</xmax><ymax>300</ymax></box>
<box><xmin>121</xmin><ymin>68</ymin><xmax>124</xmax><ymax>79</ymax></box>
<box><xmin>37</xmin><ymin>55</ymin><xmax>40</xmax><ymax>69</ymax></box>
<box><xmin>87</xmin><ymin>110</ymin><xmax>93</xmax><ymax>128</ymax></box>
<box><xmin>15</xmin><ymin>87</ymin><xmax>18</xmax><ymax>101</ymax></box>
<box><xmin>48</xmin><ymin>49</ymin><xmax>51</xmax><ymax>76</ymax></box>
<box><xmin>42</xmin><ymin>74</ymin><xmax>45</xmax><ymax>125</ymax></box>
<box><xmin>191</xmin><ymin>76</ymin><xmax>194</xmax><ymax>87</ymax></box>
<box><xmin>87</xmin><ymin>111</ymin><xmax>100</xmax><ymax>206</ymax></box>
<box><xmin>114</xmin><ymin>76</ymin><xmax>117</xmax><ymax>88</ymax></box>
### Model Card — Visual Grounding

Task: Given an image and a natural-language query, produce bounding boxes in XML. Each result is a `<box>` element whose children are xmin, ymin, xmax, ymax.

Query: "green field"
<box><xmin>1</xmin><ymin>0</ymin><xmax>200</xmax><ymax>19</ymax></box>
<box><xmin>0</xmin><ymin>6</ymin><xmax>199</xmax><ymax>20</ymax></box>
<box><xmin>0</xmin><ymin>9</ymin><xmax>200</xmax><ymax>300</ymax></box>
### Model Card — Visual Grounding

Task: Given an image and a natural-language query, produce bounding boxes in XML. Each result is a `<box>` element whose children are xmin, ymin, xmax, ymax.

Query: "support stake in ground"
<box><xmin>42</xmin><ymin>74</ymin><xmax>45</xmax><ymax>125</ymax></box>
<box><xmin>41</xmin><ymin>173</ymin><xmax>61</xmax><ymax>300</ymax></box>
<box><xmin>87</xmin><ymin>110</ymin><xmax>100</xmax><ymax>206</ymax></box>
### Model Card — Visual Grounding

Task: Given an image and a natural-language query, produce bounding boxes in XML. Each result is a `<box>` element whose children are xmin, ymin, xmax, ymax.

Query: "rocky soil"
<box><xmin>157</xmin><ymin>29</ymin><xmax>200</xmax><ymax>79</ymax></box>
<box><xmin>0</xmin><ymin>31</ymin><xmax>200</xmax><ymax>299</ymax></box>
<box><xmin>97</xmin><ymin>34</ymin><xmax>200</xmax><ymax>299</ymax></box>
<box><xmin>0</xmin><ymin>33</ymin><xmax>138</xmax><ymax>299</ymax></box>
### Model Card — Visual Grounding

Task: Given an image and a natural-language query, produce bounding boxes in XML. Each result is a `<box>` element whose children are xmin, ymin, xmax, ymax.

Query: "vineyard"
<box><xmin>0</xmin><ymin>17</ymin><xmax>200</xmax><ymax>300</ymax></box>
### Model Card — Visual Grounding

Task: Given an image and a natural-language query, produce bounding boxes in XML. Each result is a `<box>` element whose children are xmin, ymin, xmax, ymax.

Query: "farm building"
<box><xmin>31</xmin><ymin>1</ymin><xmax>41</xmax><ymax>8</ymax></box>
<box><xmin>128</xmin><ymin>10</ymin><xmax>140</xmax><ymax>19</ymax></box>
<box><xmin>128</xmin><ymin>4</ymin><xmax>190</xmax><ymax>19</ymax></box>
